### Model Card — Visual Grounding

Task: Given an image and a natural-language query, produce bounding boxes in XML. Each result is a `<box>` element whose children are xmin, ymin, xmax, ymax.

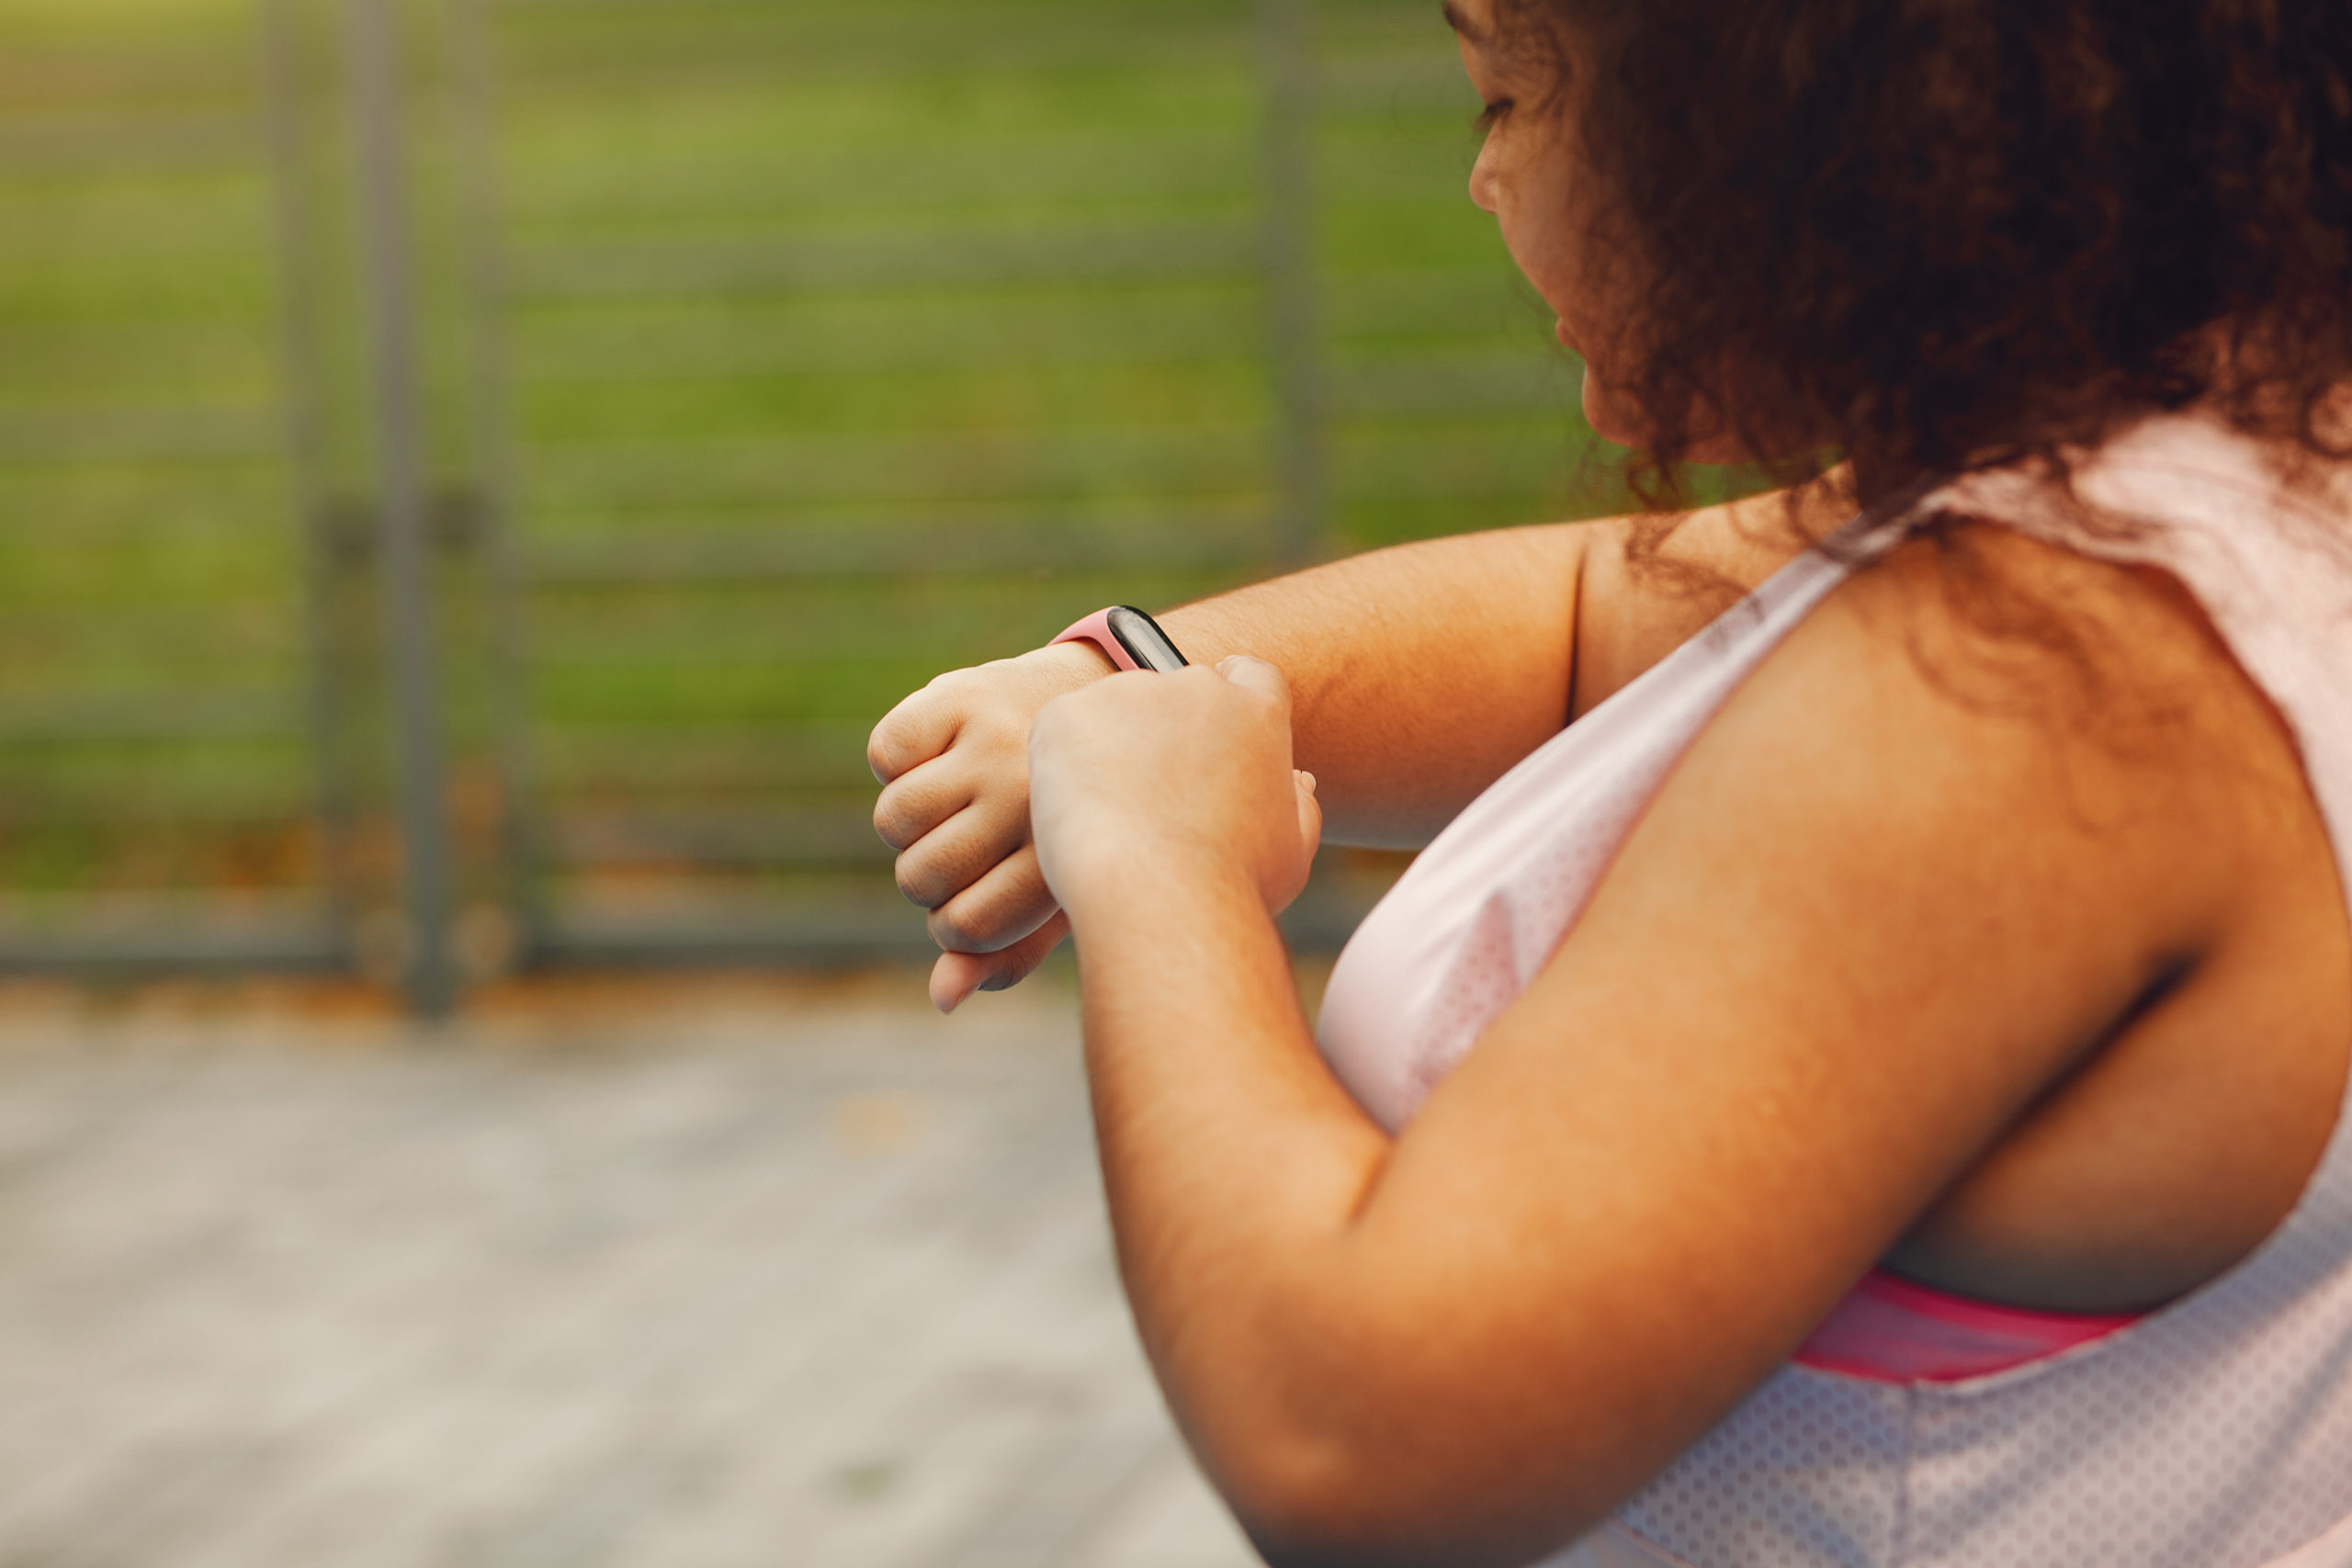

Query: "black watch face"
<box><xmin>1106</xmin><ymin>606</ymin><xmax>1189</xmax><ymax>673</ymax></box>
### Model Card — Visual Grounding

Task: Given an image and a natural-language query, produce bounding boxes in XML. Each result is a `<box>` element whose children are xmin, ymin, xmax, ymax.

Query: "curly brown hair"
<box><xmin>1495</xmin><ymin>0</ymin><xmax>2352</xmax><ymax>508</ymax></box>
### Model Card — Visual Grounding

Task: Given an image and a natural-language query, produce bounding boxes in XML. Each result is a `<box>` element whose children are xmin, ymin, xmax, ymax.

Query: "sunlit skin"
<box><xmin>866</xmin><ymin>0</ymin><xmax>2352</xmax><ymax>1559</ymax></box>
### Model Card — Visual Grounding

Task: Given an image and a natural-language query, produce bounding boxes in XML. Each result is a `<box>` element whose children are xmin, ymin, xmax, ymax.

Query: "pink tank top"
<box><xmin>1313</xmin><ymin>412</ymin><xmax>2352</xmax><ymax>1567</ymax></box>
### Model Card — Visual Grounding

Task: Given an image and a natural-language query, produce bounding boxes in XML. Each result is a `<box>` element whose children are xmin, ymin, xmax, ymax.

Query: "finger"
<box><xmin>931</xmin><ymin>911</ymin><xmax>1071</xmax><ymax>1014</ymax></box>
<box><xmin>977</xmin><ymin>909</ymin><xmax>1071</xmax><ymax>991</ymax></box>
<box><xmin>867</xmin><ymin>678</ymin><xmax>967</xmax><ymax>785</ymax></box>
<box><xmin>1214</xmin><ymin>654</ymin><xmax>1293</xmax><ymax>719</ymax></box>
<box><xmin>927</xmin><ymin>840</ymin><xmax>1060</xmax><ymax>955</ymax></box>
<box><xmin>1272</xmin><ymin>770</ymin><xmax>1323</xmax><ymax>916</ymax></box>
<box><xmin>893</xmin><ymin>795</ymin><xmax>1029</xmax><ymax>911</ymax></box>
<box><xmin>874</xmin><ymin>753</ymin><xmax>978</xmax><ymax>853</ymax></box>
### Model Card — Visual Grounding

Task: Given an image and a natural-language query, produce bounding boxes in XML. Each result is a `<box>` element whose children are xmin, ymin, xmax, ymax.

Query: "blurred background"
<box><xmin>0</xmin><ymin>0</ymin><xmax>1623</xmax><ymax>1004</ymax></box>
<box><xmin>0</xmin><ymin>0</ymin><xmax>1619</xmax><ymax>1562</ymax></box>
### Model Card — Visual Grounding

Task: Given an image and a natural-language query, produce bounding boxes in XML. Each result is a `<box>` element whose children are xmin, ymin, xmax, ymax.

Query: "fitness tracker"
<box><xmin>1051</xmin><ymin>605</ymin><xmax>1190</xmax><ymax>674</ymax></box>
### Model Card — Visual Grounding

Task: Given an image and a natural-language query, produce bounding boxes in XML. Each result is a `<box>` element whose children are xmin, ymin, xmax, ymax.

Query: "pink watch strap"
<box><xmin>1052</xmin><ymin>607</ymin><xmax>1142</xmax><ymax>671</ymax></box>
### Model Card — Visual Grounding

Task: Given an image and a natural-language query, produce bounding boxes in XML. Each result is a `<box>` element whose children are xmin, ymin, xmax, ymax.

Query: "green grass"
<box><xmin>0</xmin><ymin>0</ymin><xmax>1622</xmax><ymax>934</ymax></box>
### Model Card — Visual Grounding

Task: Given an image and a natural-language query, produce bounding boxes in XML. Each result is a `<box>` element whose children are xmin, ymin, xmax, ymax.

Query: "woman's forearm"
<box><xmin>1065</xmin><ymin>853</ymin><xmax>1407</xmax><ymax>1551</ymax></box>
<box><xmin>1067</xmin><ymin>850</ymin><xmax>1599</xmax><ymax>1567</ymax></box>
<box><xmin>1155</xmin><ymin>523</ymin><xmax>1590</xmax><ymax>848</ymax></box>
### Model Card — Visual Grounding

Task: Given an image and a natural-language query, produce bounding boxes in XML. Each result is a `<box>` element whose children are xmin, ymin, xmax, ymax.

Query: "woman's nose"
<box><xmin>1469</xmin><ymin>145</ymin><xmax>1500</xmax><ymax>214</ymax></box>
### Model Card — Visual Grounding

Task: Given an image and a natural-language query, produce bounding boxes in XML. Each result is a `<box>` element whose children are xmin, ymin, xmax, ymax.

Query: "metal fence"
<box><xmin>0</xmin><ymin>0</ymin><xmax>1602</xmax><ymax>1012</ymax></box>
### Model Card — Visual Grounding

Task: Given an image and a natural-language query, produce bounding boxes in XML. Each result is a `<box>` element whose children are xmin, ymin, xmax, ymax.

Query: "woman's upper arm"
<box><xmin>1225</xmin><ymin>534</ymin><xmax>2245</xmax><ymax>1564</ymax></box>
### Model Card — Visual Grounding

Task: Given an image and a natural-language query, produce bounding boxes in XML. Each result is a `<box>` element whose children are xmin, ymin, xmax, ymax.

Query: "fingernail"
<box><xmin>1298</xmin><ymin>771</ymin><xmax>1317</xmax><ymax>793</ymax></box>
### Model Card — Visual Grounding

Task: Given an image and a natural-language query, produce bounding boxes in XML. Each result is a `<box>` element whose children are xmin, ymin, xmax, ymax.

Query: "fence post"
<box><xmin>346</xmin><ymin>0</ymin><xmax>458</xmax><ymax>1017</ymax></box>
<box><xmin>1258</xmin><ymin>0</ymin><xmax>1327</xmax><ymax>567</ymax></box>
<box><xmin>257</xmin><ymin>0</ymin><xmax>357</xmax><ymax>960</ymax></box>
<box><xmin>445</xmin><ymin>0</ymin><xmax>547</xmax><ymax>968</ymax></box>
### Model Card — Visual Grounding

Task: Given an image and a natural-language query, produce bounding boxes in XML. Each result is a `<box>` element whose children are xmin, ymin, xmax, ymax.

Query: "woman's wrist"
<box><xmin>1055</xmin><ymin>834</ymin><xmax>1269</xmax><ymax>946</ymax></box>
<box><xmin>1024</xmin><ymin>637</ymin><xmax>1117</xmax><ymax>682</ymax></box>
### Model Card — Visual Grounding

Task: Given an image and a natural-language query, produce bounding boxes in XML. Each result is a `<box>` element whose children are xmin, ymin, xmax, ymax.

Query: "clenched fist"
<box><xmin>868</xmin><ymin>641</ymin><xmax>1112</xmax><ymax>1012</ymax></box>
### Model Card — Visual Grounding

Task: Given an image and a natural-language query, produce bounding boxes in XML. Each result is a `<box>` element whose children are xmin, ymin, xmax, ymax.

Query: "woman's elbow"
<box><xmin>1210</xmin><ymin>1420</ymin><xmax>1588</xmax><ymax>1568</ymax></box>
<box><xmin>1218</xmin><ymin>1429</ymin><xmax>1397</xmax><ymax>1568</ymax></box>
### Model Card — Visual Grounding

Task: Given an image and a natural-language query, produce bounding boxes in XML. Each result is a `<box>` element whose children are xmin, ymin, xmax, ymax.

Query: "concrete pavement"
<box><xmin>0</xmin><ymin>975</ymin><xmax>1265</xmax><ymax>1568</ymax></box>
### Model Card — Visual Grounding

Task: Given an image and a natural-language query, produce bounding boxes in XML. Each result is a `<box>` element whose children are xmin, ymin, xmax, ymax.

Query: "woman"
<box><xmin>868</xmin><ymin>1</ymin><xmax>2352</xmax><ymax>1562</ymax></box>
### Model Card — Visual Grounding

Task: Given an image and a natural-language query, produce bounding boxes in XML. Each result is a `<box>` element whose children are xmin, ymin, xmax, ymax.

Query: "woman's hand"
<box><xmin>875</xmin><ymin>639</ymin><xmax>1326</xmax><ymax>1020</ymax></box>
<box><xmin>868</xmin><ymin>641</ymin><xmax>1113</xmax><ymax>1012</ymax></box>
<box><xmin>1028</xmin><ymin>656</ymin><xmax>1323</xmax><ymax>931</ymax></box>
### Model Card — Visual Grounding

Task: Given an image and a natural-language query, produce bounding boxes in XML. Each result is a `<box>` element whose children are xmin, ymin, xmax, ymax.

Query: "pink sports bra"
<box><xmin>1792</xmin><ymin>1267</ymin><xmax>2140</xmax><ymax>1381</ymax></box>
